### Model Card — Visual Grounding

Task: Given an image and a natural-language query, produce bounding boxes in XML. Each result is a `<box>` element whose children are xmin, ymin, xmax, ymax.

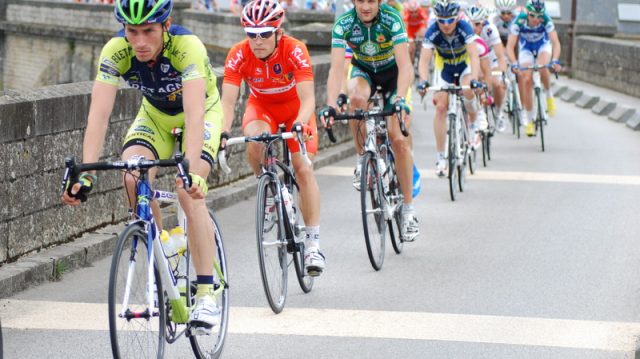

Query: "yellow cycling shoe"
<box><xmin>525</xmin><ymin>122</ymin><xmax>535</xmax><ymax>137</ymax></box>
<box><xmin>546</xmin><ymin>97</ymin><xmax>556</xmax><ymax>117</ymax></box>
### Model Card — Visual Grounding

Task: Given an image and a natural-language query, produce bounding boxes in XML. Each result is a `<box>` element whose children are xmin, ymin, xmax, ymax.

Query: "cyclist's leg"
<box><xmin>347</xmin><ymin>65</ymin><xmax>373</xmax><ymax>154</ymax></box>
<box><xmin>242</xmin><ymin>100</ymin><xmax>277</xmax><ymax>176</ymax></box>
<box><xmin>535</xmin><ymin>43</ymin><xmax>555</xmax><ymax>116</ymax></box>
<box><xmin>433</xmin><ymin>61</ymin><xmax>452</xmax><ymax>174</ymax></box>
<box><xmin>517</xmin><ymin>45</ymin><xmax>535</xmax><ymax>119</ymax></box>
<box><xmin>122</xmin><ymin>102</ymin><xmax>175</xmax><ymax>230</ymax></box>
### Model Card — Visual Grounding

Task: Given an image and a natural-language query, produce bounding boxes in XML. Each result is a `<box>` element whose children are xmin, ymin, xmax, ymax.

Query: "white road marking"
<box><xmin>2</xmin><ymin>300</ymin><xmax>640</xmax><ymax>352</ymax></box>
<box><xmin>316</xmin><ymin>166</ymin><xmax>640</xmax><ymax>186</ymax></box>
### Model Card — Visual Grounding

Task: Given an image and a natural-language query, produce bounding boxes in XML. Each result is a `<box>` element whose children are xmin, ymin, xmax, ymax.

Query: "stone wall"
<box><xmin>0</xmin><ymin>56</ymin><xmax>349</xmax><ymax>264</ymax></box>
<box><xmin>572</xmin><ymin>35</ymin><xmax>640</xmax><ymax>98</ymax></box>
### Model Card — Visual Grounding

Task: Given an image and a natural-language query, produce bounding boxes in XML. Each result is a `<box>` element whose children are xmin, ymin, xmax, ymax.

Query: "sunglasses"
<box><xmin>437</xmin><ymin>17</ymin><xmax>457</xmax><ymax>25</ymax></box>
<box><xmin>500</xmin><ymin>11</ymin><xmax>512</xmax><ymax>15</ymax></box>
<box><xmin>528</xmin><ymin>12</ymin><xmax>544</xmax><ymax>19</ymax></box>
<box><xmin>473</xmin><ymin>22</ymin><xmax>484</xmax><ymax>27</ymax></box>
<box><xmin>246</xmin><ymin>30</ymin><xmax>276</xmax><ymax>40</ymax></box>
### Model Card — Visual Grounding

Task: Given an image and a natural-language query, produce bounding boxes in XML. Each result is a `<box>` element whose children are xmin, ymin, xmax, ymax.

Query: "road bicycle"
<box><xmin>504</xmin><ymin>67</ymin><xmax>522</xmax><ymax>139</ymax></box>
<box><xmin>219</xmin><ymin>127</ymin><xmax>313</xmax><ymax>314</ymax></box>
<box><xmin>427</xmin><ymin>79</ymin><xmax>484</xmax><ymax>201</ymax></box>
<box><xmin>62</xmin><ymin>151</ymin><xmax>229</xmax><ymax>359</ymax></box>
<box><xmin>324</xmin><ymin>88</ymin><xmax>408</xmax><ymax>270</ymax></box>
<box><xmin>479</xmin><ymin>71</ymin><xmax>502</xmax><ymax>167</ymax></box>
<box><xmin>519</xmin><ymin>63</ymin><xmax>558</xmax><ymax>152</ymax></box>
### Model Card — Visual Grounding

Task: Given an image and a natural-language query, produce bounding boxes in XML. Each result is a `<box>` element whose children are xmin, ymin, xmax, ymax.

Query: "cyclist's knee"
<box><xmin>463</xmin><ymin>96</ymin><xmax>479</xmax><ymax>113</ymax></box>
<box><xmin>390</xmin><ymin>135</ymin><xmax>411</xmax><ymax>154</ymax></box>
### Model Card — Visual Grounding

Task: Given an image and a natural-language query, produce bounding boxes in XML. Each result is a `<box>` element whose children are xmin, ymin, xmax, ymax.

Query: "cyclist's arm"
<box><xmin>506</xmin><ymin>34</ymin><xmax>518</xmax><ymax>64</ymax></box>
<box><xmin>494</xmin><ymin>42</ymin><xmax>508</xmax><ymax>73</ymax></box>
<box><xmin>83</xmin><ymin>81</ymin><xmax>118</xmax><ymax>166</ymax></box>
<box><xmin>295</xmin><ymin>80</ymin><xmax>315</xmax><ymax>125</ymax></box>
<box><xmin>549</xmin><ymin>30</ymin><xmax>561</xmax><ymax>63</ymax></box>
<box><xmin>394</xmin><ymin>42</ymin><xmax>413</xmax><ymax>100</ymax></box>
<box><xmin>466</xmin><ymin>41</ymin><xmax>480</xmax><ymax>81</ymax></box>
<box><xmin>326</xmin><ymin>47</ymin><xmax>346</xmax><ymax>107</ymax></box>
<box><xmin>221</xmin><ymin>83</ymin><xmax>240</xmax><ymax>133</ymax></box>
<box><xmin>182</xmin><ymin>77</ymin><xmax>207</xmax><ymax>175</ymax></box>
<box><xmin>418</xmin><ymin>46</ymin><xmax>433</xmax><ymax>84</ymax></box>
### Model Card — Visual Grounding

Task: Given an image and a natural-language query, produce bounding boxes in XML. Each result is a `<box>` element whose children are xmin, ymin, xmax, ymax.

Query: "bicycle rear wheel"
<box><xmin>459</xmin><ymin>118</ymin><xmax>470</xmax><ymax>191</ymax></box>
<box><xmin>256</xmin><ymin>175</ymin><xmax>288</xmax><ymax>314</ymax></box>
<box><xmin>536</xmin><ymin>92</ymin><xmax>546</xmax><ymax>152</ymax></box>
<box><xmin>361</xmin><ymin>151</ymin><xmax>386</xmax><ymax>270</ymax></box>
<box><xmin>109</xmin><ymin>223</ymin><xmax>165</xmax><ymax>359</ymax></box>
<box><xmin>290</xmin><ymin>180</ymin><xmax>314</xmax><ymax>293</ymax></box>
<box><xmin>447</xmin><ymin>114</ymin><xmax>458</xmax><ymax>202</ymax></box>
<box><xmin>189</xmin><ymin>212</ymin><xmax>230</xmax><ymax>359</ymax></box>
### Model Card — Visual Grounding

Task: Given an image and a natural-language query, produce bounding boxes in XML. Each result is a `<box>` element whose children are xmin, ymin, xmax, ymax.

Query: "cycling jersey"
<box><xmin>223</xmin><ymin>35</ymin><xmax>318</xmax><ymax>154</ymax></box>
<box><xmin>509</xmin><ymin>12</ymin><xmax>554</xmax><ymax>49</ymax></box>
<box><xmin>403</xmin><ymin>8</ymin><xmax>428</xmax><ymax>40</ymax></box>
<box><xmin>476</xmin><ymin>20</ymin><xmax>502</xmax><ymax>67</ymax></box>
<box><xmin>423</xmin><ymin>20</ymin><xmax>477</xmax><ymax>85</ymax></box>
<box><xmin>224</xmin><ymin>35</ymin><xmax>314</xmax><ymax>103</ymax></box>
<box><xmin>332</xmin><ymin>4</ymin><xmax>408</xmax><ymax>73</ymax></box>
<box><xmin>97</xmin><ymin>25</ymin><xmax>221</xmax><ymax>116</ymax></box>
<box><xmin>491</xmin><ymin>12</ymin><xmax>520</xmax><ymax>45</ymax></box>
<box><xmin>97</xmin><ymin>24</ymin><xmax>223</xmax><ymax>165</ymax></box>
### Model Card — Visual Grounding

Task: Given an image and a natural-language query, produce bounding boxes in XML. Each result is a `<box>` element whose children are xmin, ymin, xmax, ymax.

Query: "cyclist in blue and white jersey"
<box><xmin>467</xmin><ymin>4</ymin><xmax>508</xmax><ymax>132</ymax></box>
<box><xmin>491</xmin><ymin>0</ymin><xmax>520</xmax><ymax>47</ymax></box>
<box><xmin>416</xmin><ymin>0</ymin><xmax>484</xmax><ymax>177</ymax></box>
<box><xmin>506</xmin><ymin>0</ymin><xmax>561</xmax><ymax>137</ymax></box>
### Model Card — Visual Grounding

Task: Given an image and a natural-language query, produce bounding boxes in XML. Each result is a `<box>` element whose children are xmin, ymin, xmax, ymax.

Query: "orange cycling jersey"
<box><xmin>403</xmin><ymin>8</ymin><xmax>428</xmax><ymax>28</ymax></box>
<box><xmin>223</xmin><ymin>35</ymin><xmax>314</xmax><ymax>103</ymax></box>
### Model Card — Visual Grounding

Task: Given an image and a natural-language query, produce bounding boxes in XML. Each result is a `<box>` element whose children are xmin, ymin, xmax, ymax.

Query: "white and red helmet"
<box><xmin>241</xmin><ymin>0</ymin><xmax>285</xmax><ymax>33</ymax></box>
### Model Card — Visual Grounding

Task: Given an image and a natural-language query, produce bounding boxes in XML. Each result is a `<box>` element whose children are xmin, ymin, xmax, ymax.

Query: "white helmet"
<box><xmin>495</xmin><ymin>0</ymin><xmax>516</xmax><ymax>12</ymax></box>
<box><xmin>466</xmin><ymin>4</ymin><xmax>487</xmax><ymax>22</ymax></box>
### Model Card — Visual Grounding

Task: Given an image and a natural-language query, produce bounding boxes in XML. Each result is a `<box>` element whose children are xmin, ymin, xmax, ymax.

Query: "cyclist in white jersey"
<box><xmin>506</xmin><ymin>0</ymin><xmax>561</xmax><ymax>137</ymax></box>
<box><xmin>491</xmin><ymin>0</ymin><xmax>520</xmax><ymax>47</ymax></box>
<box><xmin>467</xmin><ymin>4</ymin><xmax>508</xmax><ymax>132</ymax></box>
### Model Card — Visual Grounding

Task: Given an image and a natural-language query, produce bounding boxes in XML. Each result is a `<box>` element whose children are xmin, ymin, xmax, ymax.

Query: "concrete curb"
<box><xmin>560</xmin><ymin>88</ymin><xmax>583</xmax><ymax>103</ymax></box>
<box><xmin>575</xmin><ymin>94</ymin><xmax>599</xmax><ymax>109</ymax></box>
<box><xmin>608</xmin><ymin>106</ymin><xmax>636</xmax><ymax>123</ymax></box>
<box><xmin>0</xmin><ymin>141</ymin><xmax>356</xmax><ymax>298</ymax></box>
<box><xmin>591</xmin><ymin>98</ymin><xmax>616</xmax><ymax>116</ymax></box>
<box><xmin>626</xmin><ymin>113</ymin><xmax>640</xmax><ymax>131</ymax></box>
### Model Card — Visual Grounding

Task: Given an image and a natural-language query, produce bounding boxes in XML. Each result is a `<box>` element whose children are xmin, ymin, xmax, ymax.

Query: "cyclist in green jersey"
<box><xmin>319</xmin><ymin>0</ymin><xmax>419</xmax><ymax>242</ymax></box>
<box><xmin>61</xmin><ymin>0</ymin><xmax>223</xmax><ymax>334</ymax></box>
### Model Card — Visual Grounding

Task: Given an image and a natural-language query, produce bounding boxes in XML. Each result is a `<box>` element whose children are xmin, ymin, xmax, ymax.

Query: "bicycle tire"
<box><xmin>289</xmin><ymin>178</ymin><xmax>314</xmax><ymax>293</ymax></box>
<box><xmin>447</xmin><ymin>114</ymin><xmax>458</xmax><ymax>202</ymax></box>
<box><xmin>256</xmin><ymin>175</ymin><xmax>288</xmax><ymax>314</ymax></box>
<box><xmin>361</xmin><ymin>151</ymin><xmax>386</xmax><ymax>270</ymax></box>
<box><xmin>189</xmin><ymin>211</ymin><xmax>230</xmax><ymax>359</ymax></box>
<box><xmin>487</xmin><ymin>105</ymin><xmax>496</xmax><ymax>161</ymax></box>
<box><xmin>536</xmin><ymin>91</ymin><xmax>546</xmax><ymax>152</ymax></box>
<box><xmin>109</xmin><ymin>223</ymin><xmax>165</xmax><ymax>359</ymax></box>
<box><xmin>458</xmin><ymin>118</ymin><xmax>469</xmax><ymax>192</ymax></box>
<box><xmin>384</xmin><ymin>155</ymin><xmax>403</xmax><ymax>254</ymax></box>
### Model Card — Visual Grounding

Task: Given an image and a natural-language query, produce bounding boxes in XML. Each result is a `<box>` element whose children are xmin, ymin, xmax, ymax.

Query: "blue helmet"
<box><xmin>526</xmin><ymin>0</ymin><xmax>545</xmax><ymax>13</ymax></box>
<box><xmin>433</xmin><ymin>0</ymin><xmax>460</xmax><ymax>18</ymax></box>
<box><xmin>114</xmin><ymin>0</ymin><xmax>173</xmax><ymax>25</ymax></box>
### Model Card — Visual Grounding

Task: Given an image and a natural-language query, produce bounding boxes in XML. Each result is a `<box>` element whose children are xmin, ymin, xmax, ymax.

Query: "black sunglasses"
<box><xmin>500</xmin><ymin>11</ymin><xmax>512</xmax><ymax>15</ymax></box>
<box><xmin>246</xmin><ymin>30</ymin><xmax>276</xmax><ymax>40</ymax></box>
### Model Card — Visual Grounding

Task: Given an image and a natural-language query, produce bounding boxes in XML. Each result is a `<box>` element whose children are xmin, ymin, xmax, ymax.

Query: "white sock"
<box><xmin>305</xmin><ymin>226</ymin><xmax>320</xmax><ymax>249</ymax></box>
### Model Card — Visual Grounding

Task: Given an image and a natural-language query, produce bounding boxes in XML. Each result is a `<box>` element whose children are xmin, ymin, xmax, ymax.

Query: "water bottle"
<box><xmin>161</xmin><ymin>230</ymin><xmax>177</xmax><ymax>269</ymax></box>
<box><xmin>281</xmin><ymin>185</ymin><xmax>295</xmax><ymax>225</ymax></box>
<box><xmin>169</xmin><ymin>227</ymin><xmax>188</xmax><ymax>296</ymax></box>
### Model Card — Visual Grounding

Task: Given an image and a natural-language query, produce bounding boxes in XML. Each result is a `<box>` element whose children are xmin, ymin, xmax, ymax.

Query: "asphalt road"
<box><xmin>2</xmin><ymin>79</ymin><xmax>640</xmax><ymax>359</ymax></box>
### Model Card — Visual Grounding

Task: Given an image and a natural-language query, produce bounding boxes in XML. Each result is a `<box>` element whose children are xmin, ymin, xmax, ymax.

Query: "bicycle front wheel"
<box><xmin>447</xmin><ymin>114</ymin><xmax>458</xmax><ymax>202</ymax></box>
<box><xmin>109</xmin><ymin>224</ymin><xmax>165</xmax><ymax>359</ymax></box>
<box><xmin>290</xmin><ymin>180</ymin><xmax>314</xmax><ymax>294</ymax></box>
<box><xmin>536</xmin><ymin>91</ymin><xmax>546</xmax><ymax>152</ymax></box>
<box><xmin>256</xmin><ymin>175</ymin><xmax>288</xmax><ymax>313</ymax></box>
<box><xmin>361</xmin><ymin>151</ymin><xmax>386</xmax><ymax>270</ymax></box>
<box><xmin>189</xmin><ymin>212</ymin><xmax>230</xmax><ymax>359</ymax></box>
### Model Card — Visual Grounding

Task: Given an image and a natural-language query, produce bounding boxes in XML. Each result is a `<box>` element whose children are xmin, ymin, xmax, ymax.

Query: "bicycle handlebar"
<box><xmin>324</xmin><ymin>107</ymin><xmax>408</xmax><ymax>143</ymax></box>
<box><xmin>218</xmin><ymin>131</ymin><xmax>310</xmax><ymax>174</ymax></box>
<box><xmin>61</xmin><ymin>154</ymin><xmax>191</xmax><ymax>199</ymax></box>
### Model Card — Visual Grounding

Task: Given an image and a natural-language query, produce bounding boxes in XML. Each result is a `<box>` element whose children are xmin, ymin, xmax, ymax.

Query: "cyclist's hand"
<box><xmin>470</xmin><ymin>79</ymin><xmax>484</xmax><ymax>89</ymax></box>
<box><xmin>510</xmin><ymin>63</ymin><xmax>521</xmax><ymax>74</ymax></box>
<box><xmin>176</xmin><ymin>173</ymin><xmax>208</xmax><ymax>200</ymax></box>
<box><xmin>417</xmin><ymin>80</ymin><xmax>430</xmax><ymax>97</ymax></box>
<box><xmin>550</xmin><ymin>60</ymin><xmax>561</xmax><ymax>73</ymax></box>
<box><xmin>393</xmin><ymin>97</ymin><xmax>411</xmax><ymax>116</ymax></box>
<box><xmin>317</xmin><ymin>105</ymin><xmax>336</xmax><ymax>128</ymax></box>
<box><xmin>336</xmin><ymin>93</ymin><xmax>349</xmax><ymax>112</ymax></box>
<box><xmin>61</xmin><ymin>172</ymin><xmax>96</xmax><ymax>206</ymax></box>
<box><xmin>291</xmin><ymin>121</ymin><xmax>313</xmax><ymax>142</ymax></box>
<box><xmin>219</xmin><ymin>130</ymin><xmax>230</xmax><ymax>151</ymax></box>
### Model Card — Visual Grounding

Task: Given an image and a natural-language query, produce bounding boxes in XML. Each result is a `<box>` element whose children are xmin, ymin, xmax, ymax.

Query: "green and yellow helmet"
<box><xmin>114</xmin><ymin>0</ymin><xmax>173</xmax><ymax>25</ymax></box>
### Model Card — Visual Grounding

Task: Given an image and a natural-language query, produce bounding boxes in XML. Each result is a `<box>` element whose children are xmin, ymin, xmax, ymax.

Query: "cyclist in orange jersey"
<box><xmin>221</xmin><ymin>0</ymin><xmax>325</xmax><ymax>276</ymax></box>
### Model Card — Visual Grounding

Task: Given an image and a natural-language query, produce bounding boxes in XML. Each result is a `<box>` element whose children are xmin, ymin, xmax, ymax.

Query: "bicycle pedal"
<box><xmin>190</xmin><ymin>326</ymin><xmax>213</xmax><ymax>336</ymax></box>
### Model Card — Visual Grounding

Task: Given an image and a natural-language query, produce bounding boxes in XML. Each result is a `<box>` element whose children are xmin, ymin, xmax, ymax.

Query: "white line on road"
<box><xmin>316</xmin><ymin>166</ymin><xmax>640</xmax><ymax>186</ymax></box>
<box><xmin>2</xmin><ymin>300</ymin><xmax>640</xmax><ymax>352</ymax></box>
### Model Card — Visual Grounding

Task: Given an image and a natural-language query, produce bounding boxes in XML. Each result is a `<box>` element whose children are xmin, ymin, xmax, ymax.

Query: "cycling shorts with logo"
<box><xmin>123</xmin><ymin>99</ymin><xmax>223</xmax><ymax>167</ymax></box>
<box><xmin>242</xmin><ymin>97</ymin><xmax>318</xmax><ymax>155</ymax></box>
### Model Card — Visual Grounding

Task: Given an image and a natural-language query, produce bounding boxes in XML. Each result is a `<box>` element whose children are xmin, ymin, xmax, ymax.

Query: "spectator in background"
<box><xmin>282</xmin><ymin>0</ymin><xmax>298</xmax><ymax>11</ymax></box>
